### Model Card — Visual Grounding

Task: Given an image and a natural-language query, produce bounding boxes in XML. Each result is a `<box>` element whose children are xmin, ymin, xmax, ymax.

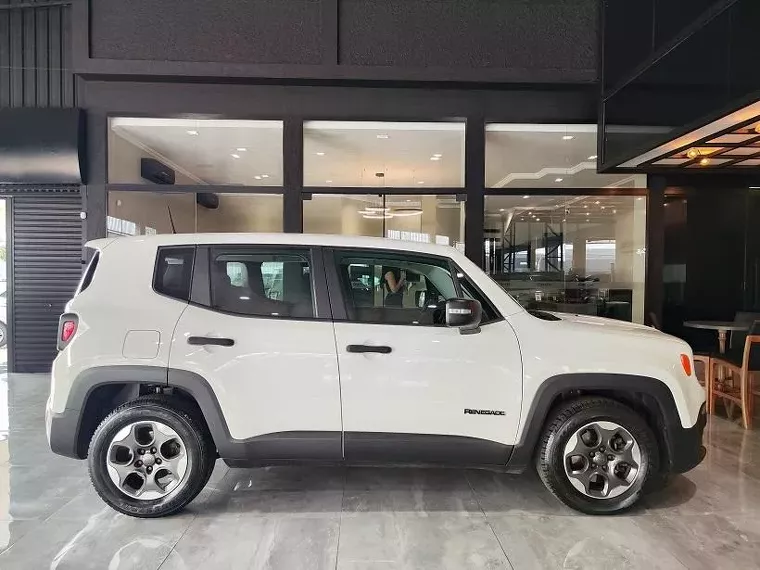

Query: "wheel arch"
<box><xmin>505</xmin><ymin>373</ymin><xmax>681</xmax><ymax>474</ymax></box>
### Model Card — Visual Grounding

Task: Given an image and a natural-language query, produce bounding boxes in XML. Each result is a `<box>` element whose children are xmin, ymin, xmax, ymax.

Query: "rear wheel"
<box><xmin>536</xmin><ymin>397</ymin><xmax>659</xmax><ymax>514</ymax></box>
<box><xmin>88</xmin><ymin>396</ymin><xmax>215</xmax><ymax>518</ymax></box>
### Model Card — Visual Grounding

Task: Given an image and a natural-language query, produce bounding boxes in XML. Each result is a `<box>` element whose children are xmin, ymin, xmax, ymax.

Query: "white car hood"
<box><xmin>545</xmin><ymin>312</ymin><xmax>674</xmax><ymax>342</ymax></box>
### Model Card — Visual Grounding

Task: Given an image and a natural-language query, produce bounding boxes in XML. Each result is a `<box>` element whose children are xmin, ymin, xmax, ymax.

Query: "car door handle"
<box><xmin>346</xmin><ymin>344</ymin><xmax>392</xmax><ymax>354</ymax></box>
<box><xmin>188</xmin><ymin>336</ymin><xmax>235</xmax><ymax>347</ymax></box>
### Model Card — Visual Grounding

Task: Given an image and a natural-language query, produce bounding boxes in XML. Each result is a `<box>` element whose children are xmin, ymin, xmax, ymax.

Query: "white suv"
<box><xmin>46</xmin><ymin>234</ymin><xmax>706</xmax><ymax>517</ymax></box>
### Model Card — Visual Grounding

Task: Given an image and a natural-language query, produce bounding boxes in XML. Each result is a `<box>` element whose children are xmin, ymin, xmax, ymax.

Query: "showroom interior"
<box><xmin>1</xmin><ymin>0</ymin><xmax>760</xmax><ymax>567</ymax></box>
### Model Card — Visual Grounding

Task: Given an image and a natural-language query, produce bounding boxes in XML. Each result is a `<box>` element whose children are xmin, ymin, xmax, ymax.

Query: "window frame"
<box><xmin>152</xmin><ymin>246</ymin><xmax>196</xmax><ymax>302</ymax></box>
<box><xmin>326</xmin><ymin>246</ymin><xmax>502</xmax><ymax>327</ymax></box>
<box><xmin>188</xmin><ymin>244</ymin><xmax>331</xmax><ymax>321</ymax></box>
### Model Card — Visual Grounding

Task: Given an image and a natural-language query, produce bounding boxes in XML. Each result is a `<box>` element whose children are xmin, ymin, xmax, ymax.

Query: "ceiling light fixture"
<box><xmin>236</xmin><ymin>147</ymin><xmax>247</xmax><ymax>152</ymax></box>
<box><xmin>187</xmin><ymin>130</ymin><xmax>199</xmax><ymax>136</ymax></box>
<box><xmin>588</xmin><ymin>155</ymin><xmax>597</xmax><ymax>160</ymax></box>
<box><xmin>699</xmin><ymin>157</ymin><xmax>711</xmax><ymax>166</ymax></box>
<box><xmin>254</xmin><ymin>175</ymin><xmax>262</xmax><ymax>180</ymax></box>
<box><xmin>562</xmin><ymin>135</ymin><xmax>574</xmax><ymax>141</ymax></box>
<box><xmin>261</xmin><ymin>174</ymin><xmax>269</xmax><ymax>179</ymax></box>
<box><xmin>687</xmin><ymin>148</ymin><xmax>700</xmax><ymax>159</ymax></box>
<box><xmin>362</xmin><ymin>213</ymin><xmax>393</xmax><ymax>220</ymax></box>
<box><xmin>586</xmin><ymin>212</ymin><xmax>590</xmax><ymax>216</ymax></box>
<box><xmin>326</xmin><ymin>179</ymin><xmax>333</xmax><ymax>184</ymax></box>
<box><xmin>613</xmin><ymin>209</ymin><xmax>617</xmax><ymax>214</ymax></box>
<box><xmin>433</xmin><ymin>153</ymin><xmax>442</xmax><ymax>158</ymax></box>
<box><xmin>595</xmin><ymin>201</ymin><xmax>600</xmax><ymax>205</ymax></box>
<box><xmin>316</xmin><ymin>152</ymin><xmax>325</xmax><ymax>156</ymax></box>
<box><xmin>535</xmin><ymin>218</ymin><xmax>540</xmax><ymax>222</ymax></box>
<box><xmin>392</xmin><ymin>208</ymin><xmax>424</xmax><ymax>217</ymax></box>
<box><xmin>555</xmin><ymin>178</ymin><xmax>563</xmax><ymax>182</ymax></box>
<box><xmin>755</xmin><ymin>125</ymin><xmax>760</xmax><ymax>134</ymax></box>
<box><xmin>376</xmin><ymin>134</ymin><xmax>389</xmax><ymax>139</ymax></box>
<box><xmin>584</xmin><ymin>205</ymin><xmax>588</xmax><ymax>209</ymax></box>
<box><xmin>430</xmin><ymin>156</ymin><xmax>441</xmax><ymax>161</ymax></box>
<box><xmin>418</xmin><ymin>181</ymin><xmax>425</xmax><ymax>184</ymax></box>
<box><xmin>523</xmin><ymin>195</ymin><xmax>529</xmax><ymax>199</ymax></box>
<box><xmin>231</xmin><ymin>154</ymin><xmax>241</xmax><ymax>159</ymax></box>
<box><xmin>500</xmin><ymin>208</ymin><xmax>505</xmax><ymax>212</ymax></box>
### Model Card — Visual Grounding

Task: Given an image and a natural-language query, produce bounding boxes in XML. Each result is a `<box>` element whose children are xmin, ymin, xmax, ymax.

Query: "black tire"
<box><xmin>88</xmin><ymin>395</ymin><xmax>215</xmax><ymax>518</ymax></box>
<box><xmin>535</xmin><ymin>396</ymin><xmax>659</xmax><ymax>515</ymax></box>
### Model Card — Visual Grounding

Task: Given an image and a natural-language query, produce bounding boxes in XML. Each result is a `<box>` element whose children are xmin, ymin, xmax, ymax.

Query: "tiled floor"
<box><xmin>2</xmin><ymin>374</ymin><xmax>760</xmax><ymax>569</ymax></box>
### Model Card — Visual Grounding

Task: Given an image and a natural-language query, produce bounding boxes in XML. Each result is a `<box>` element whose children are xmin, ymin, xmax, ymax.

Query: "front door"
<box><xmin>328</xmin><ymin>248</ymin><xmax>523</xmax><ymax>465</ymax></box>
<box><xmin>169</xmin><ymin>245</ymin><xmax>342</xmax><ymax>461</ymax></box>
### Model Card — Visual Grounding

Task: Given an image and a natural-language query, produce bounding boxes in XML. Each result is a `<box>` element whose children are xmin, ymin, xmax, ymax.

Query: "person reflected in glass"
<box><xmin>383</xmin><ymin>266</ymin><xmax>405</xmax><ymax>307</ymax></box>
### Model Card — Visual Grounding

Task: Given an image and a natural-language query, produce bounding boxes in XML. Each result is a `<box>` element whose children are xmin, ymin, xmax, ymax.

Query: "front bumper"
<box><xmin>669</xmin><ymin>403</ymin><xmax>707</xmax><ymax>473</ymax></box>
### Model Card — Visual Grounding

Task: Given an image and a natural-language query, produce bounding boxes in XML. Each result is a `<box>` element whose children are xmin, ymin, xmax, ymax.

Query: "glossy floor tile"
<box><xmin>2</xmin><ymin>373</ymin><xmax>760</xmax><ymax>568</ymax></box>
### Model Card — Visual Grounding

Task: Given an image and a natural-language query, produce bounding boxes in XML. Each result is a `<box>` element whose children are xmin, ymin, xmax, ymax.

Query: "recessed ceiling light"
<box><xmin>236</xmin><ymin>147</ymin><xmax>247</xmax><ymax>152</ymax></box>
<box><xmin>562</xmin><ymin>218</ymin><xmax>567</xmax><ymax>222</ymax></box>
<box><xmin>499</xmin><ymin>208</ymin><xmax>505</xmax><ymax>212</ymax></box>
<box><xmin>699</xmin><ymin>157</ymin><xmax>711</xmax><ymax>166</ymax></box>
<box><xmin>528</xmin><ymin>212</ymin><xmax>532</xmax><ymax>215</ymax></box>
<box><xmin>254</xmin><ymin>175</ymin><xmax>262</xmax><ymax>180</ymax></box>
<box><xmin>755</xmin><ymin>125</ymin><xmax>760</xmax><ymax>134</ymax></box>
<box><xmin>377</xmin><ymin>134</ymin><xmax>389</xmax><ymax>139</ymax></box>
<box><xmin>523</xmin><ymin>195</ymin><xmax>529</xmax><ymax>199</ymax></box>
<box><xmin>430</xmin><ymin>156</ymin><xmax>441</xmax><ymax>161</ymax></box>
<box><xmin>231</xmin><ymin>154</ymin><xmax>241</xmax><ymax>159</ymax></box>
<box><xmin>316</xmin><ymin>152</ymin><xmax>325</xmax><ymax>156</ymax></box>
<box><xmin>433</xmin><ymin>153</ymin><xmax>442</xmax><ymax>158</ymax></box>
<box><xmin>187</xmin><ymin>130</ymin><xmax>198</xmax><ymax>136</ymax></box>
<box><xmin>586</xmin><ymin>212</ymin><xmax>590</xmax><ymax>216</ymax></box>
<box><xmin>595</xmin><ymin>201</ymin><xmax>600</xmax><ymax>204</ymax></box>
<box><xmin>562</xmin><ymin>135</ymin><xmax>574</xmax><ymax>141</ymax></box>
<box><xmin>637</xmin><ymin>197</ymin><xmax>643</xmax><ymax>201</ymax></box>
<box><xmin>588</xmin><ymin>155</ymin><xmax>597</xmax><ymax>160</ymax></box>
<box><xmin>613</xmin><ymin>209</ymin><xmax>617</xmax><ymax>213</ymax></box>
<box><xmin>584</xmin><ymin>205</ymin><xmax>588</xmax><ymax>208</ymax></box>
<box><xmin>535</xmin><ymin>218</ymin><xmax>540</xmax><ymax>222</ymax></box>
<box><xmin>601</xmin><ymin>206</ymin><xmax>605</xmax><ymax>210</ymax></box>
<box><xmin>261</xmin><ymin>174</ymin><xmax>269</xmax><ymax>179</ymax></box>
<box><xmin>687</xmin><ymin>148</ymin><xmax>700</xmax><ymax>159</ymax></box>
<box><xmin>326</xmin><ymin>179</ymin><xmax>333</xmax><ymax>184</ymax></box>
<box><xmin>418</xmin><ymin>181</ymin><xmax>425</xmax><ymax>184</ymax></box>
<box><xmin>555</xmin><ymin>178</ymin><xmax>563</xmax><ymax>182</ymax></box>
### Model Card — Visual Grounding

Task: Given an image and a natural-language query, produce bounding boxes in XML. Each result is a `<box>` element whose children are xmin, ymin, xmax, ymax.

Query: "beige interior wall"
<box><xmin>196</xmin><ymin>195</ymin><xmax>283</xmax><ymax>233</ymax></box>
<box><xmin>614</xmin><ymin>200</ymin><xmax>646</xmax><ymax>323</ymax></box>
<box><xmin>109</xmin><ymin>191</ymin><xmax>197</xmax><ymax>234</ymax></box>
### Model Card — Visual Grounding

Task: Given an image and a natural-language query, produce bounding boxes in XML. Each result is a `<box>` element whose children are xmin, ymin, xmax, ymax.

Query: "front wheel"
<box><xmin>536</xmin><ymin>397</ymin><xmax>659</xmax><ymax>514</ymax></box>
<box><xmin>88</xmin><ymin>395</ymin><xmax>215</xmax><ymax>518</ymax></box>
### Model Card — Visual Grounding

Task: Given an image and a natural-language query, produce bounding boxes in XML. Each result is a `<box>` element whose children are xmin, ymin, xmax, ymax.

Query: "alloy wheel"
<box><xmin>106</xmin><ymin>421</ymin><xmax>189</xmax><ymax>500</ymax></box>
<box><xmin>563</xmin><ymin>420</ymin><xmax>642</xmax><ymax>499</ymax></box>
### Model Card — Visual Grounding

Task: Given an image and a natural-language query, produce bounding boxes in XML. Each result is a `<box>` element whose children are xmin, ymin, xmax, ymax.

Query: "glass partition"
<box><xmin>484</xmin><ymin>194</ymin><xmax>646</xmax><ymax>323</ymax></box>
<box><xmin>108</xmin><ymin>192</ymin><xmax>283</xmax><ymax>236</ymax></box>
<box><xmin>109</xmin><ymin>118</ymin><xmax>283</xmax><ymax>185</ymax></box>
<box><xmin>303</xmin><ymin>194</ymin><xmax>464</xmax><ymax>249</ymax></box>
<box><xmin>304</xmin><ymin>121</ymin><xmax>465</xmax><ymax>187</ymax></box>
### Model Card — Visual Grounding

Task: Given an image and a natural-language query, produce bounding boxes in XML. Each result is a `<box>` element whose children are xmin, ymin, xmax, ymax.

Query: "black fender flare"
<box><xmin>504</xmin><ymin>373</ymin><xmax>696</xmax><ymax>474</ymax></box>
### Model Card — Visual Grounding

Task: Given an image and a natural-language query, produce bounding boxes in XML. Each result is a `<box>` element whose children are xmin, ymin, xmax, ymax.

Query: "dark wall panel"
<box><xmin>9</xmin><ymin>190</ymin><xmax>83</xmax><ymax>373</ymax></box>
<box><xmin>90</xmin><ymin>0</ymin><xmax>323</xmax><ymax>64</ymax></box>
<box><xmin>0</xmin><ymin>3</ymin><xmax>74</xmax><ymax>108</ymax></box>
<box><xmin>340</xmin><ymin>0</ymin><xmax>596</xmax><ymax>73</ymax></box>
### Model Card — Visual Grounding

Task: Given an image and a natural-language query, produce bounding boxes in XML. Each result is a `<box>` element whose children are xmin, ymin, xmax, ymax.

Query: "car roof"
<box><xmin>87</xmin><ymin>233</ymin><xmax>464</xmax><ymax>258</ymax></box>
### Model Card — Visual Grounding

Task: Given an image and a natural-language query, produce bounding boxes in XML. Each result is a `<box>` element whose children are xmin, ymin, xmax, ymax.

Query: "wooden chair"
<box><xmin>708</xmin><ymin>320</ymin><xmax>760</xmax><ymax>429</ymax></box>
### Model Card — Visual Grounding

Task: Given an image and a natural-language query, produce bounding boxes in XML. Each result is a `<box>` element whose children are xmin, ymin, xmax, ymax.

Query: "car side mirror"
<box><xmin>445</xmin><ymin>298</ymin><xmax>482</xmax><ymax>334</ymax></box>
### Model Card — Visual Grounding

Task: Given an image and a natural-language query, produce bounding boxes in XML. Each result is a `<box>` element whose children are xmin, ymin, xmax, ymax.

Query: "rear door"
<box><xmin>327</xmin><ymin>247</ymin><xmax>523</xmax><ymax>465</ymax></box>
<box><xmin>169</xmin><ymin>245</ymin><xmax>342</xmax><ymax>461</ymax></box>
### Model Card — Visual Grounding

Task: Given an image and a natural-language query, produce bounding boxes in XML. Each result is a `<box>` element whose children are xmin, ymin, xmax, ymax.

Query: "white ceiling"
<box><xmin>109</xmin><ymin>118</ymin><xmax>639</xmax><ymax>189</ymax></box>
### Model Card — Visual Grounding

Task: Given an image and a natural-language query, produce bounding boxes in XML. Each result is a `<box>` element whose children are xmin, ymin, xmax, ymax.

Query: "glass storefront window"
<box><xmin>484</xmin><ymin>194</ymin><xmax>647</xmax><ymax>323</ymax></box>
<box><xmin>108</xmin><ymin>192</ymin><xmax>283</xmax><ymax>236</ymax></box>
<box><xmin>485</xmin><ymin>124</ymin><xmax>646</xmax><ymax>189</ymax></box>
<box><xmin>109</xmin><ymin>118</ymin><xmax>284</xmax><ymax>186</ymax></box>
<box><xmin>303</xmin><ymin>194</ymin><xmax>464</xmax><ymax>250</ymax></box>
<box><xmin>304</xmin><ymin>121</ymin><xmax>465</xmax><ymax>187</ymax></box>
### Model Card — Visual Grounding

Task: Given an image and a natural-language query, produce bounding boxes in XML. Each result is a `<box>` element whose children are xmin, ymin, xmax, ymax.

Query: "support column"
<box><xmin>464</xmin><ymin>116</ymin><xmax>485</xmax><ymax>264</ymax></box>
<box><xmin>645</xmin><ymin>176</ymin><xmax>665</xmax><ymax>327</ymax></box>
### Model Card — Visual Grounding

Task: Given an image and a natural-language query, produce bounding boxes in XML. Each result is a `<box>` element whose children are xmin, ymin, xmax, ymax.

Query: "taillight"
<box><xmin>61</xmin><ymin>320</ymin><xmax>77</xmax><ymax>342</ymax></box>
<box><xmin>57</xmin><ymin>314</ymin><xmax>79</xmax><ymax>350</ymax></box>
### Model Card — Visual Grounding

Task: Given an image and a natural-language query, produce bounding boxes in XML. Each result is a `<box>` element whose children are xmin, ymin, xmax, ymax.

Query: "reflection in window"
<box><xmin>484</xmin><ymin>195</ymin><xmax>646</xmax><ymax>323</ymax></box>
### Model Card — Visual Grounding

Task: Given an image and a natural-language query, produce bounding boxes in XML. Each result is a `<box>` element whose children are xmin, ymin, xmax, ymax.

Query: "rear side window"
<box><xmin>154</xmin><ymin>247</ymin><xmax>195</xmax><ymax>301</ymax></box>
<box><xmin>208</xmin><ymin>247</ymin><xmax>314</xmax><ymax>318</ymax></box>
<box><xmin>77</xmin><ymin>251</ymin><xmax>100</xmax><ymax>294</ymax></box>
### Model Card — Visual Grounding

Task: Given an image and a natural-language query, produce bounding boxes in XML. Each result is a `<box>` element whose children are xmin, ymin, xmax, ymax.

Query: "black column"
<box><xmin>283</xmin><ymin>118</ymin><xmax>303</xmax><ymax>233</ymax></box>
<box><xmin>645</xmin><ymin>175</ymin><xmax>665</xmax><ymax>327</ymax></box>
<box><xmin>464</xmin><ymin>116</ymin><xmax>485</xmax><ymax>264</ymax></box>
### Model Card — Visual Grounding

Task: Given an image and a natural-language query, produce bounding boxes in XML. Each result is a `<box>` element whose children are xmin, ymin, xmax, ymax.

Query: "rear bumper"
<box><xmin>669</xmin><ymin>403</ymin><xmax>707</xmax><ymax>473</ymax></box>
<box><xmin>46</xmin><ymin>400</ymin><xmax>82</xmax><ymax>460</ymax></box>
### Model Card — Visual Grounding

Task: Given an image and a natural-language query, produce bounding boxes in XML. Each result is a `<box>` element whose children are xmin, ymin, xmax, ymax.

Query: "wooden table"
<box><xmin>683</xmin><ymin>321</ymin><xmax>749</xmax><ymax>354</ymax></box>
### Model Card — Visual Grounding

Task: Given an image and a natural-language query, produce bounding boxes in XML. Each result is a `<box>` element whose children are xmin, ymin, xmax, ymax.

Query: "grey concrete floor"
<box><xmin>1</xmin><ymin>374</ymin><xmax>760</xmax><ymax>569</ymax></box>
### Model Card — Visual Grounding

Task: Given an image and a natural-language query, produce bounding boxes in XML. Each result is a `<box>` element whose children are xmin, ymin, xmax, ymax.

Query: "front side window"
<box><xmin>154</xmin><ymin>247</ymin><xmax>194</xmax><ymax>301</ymax></box>
<box><xmin>209</xmin><ymin>248</ymin><xmax>314</xmax><ymax>318</ymax></box>
<box><xmin>334</xmin><ymin>250</ymin><xmax>457</xmax><ymax>326</ymax></box>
